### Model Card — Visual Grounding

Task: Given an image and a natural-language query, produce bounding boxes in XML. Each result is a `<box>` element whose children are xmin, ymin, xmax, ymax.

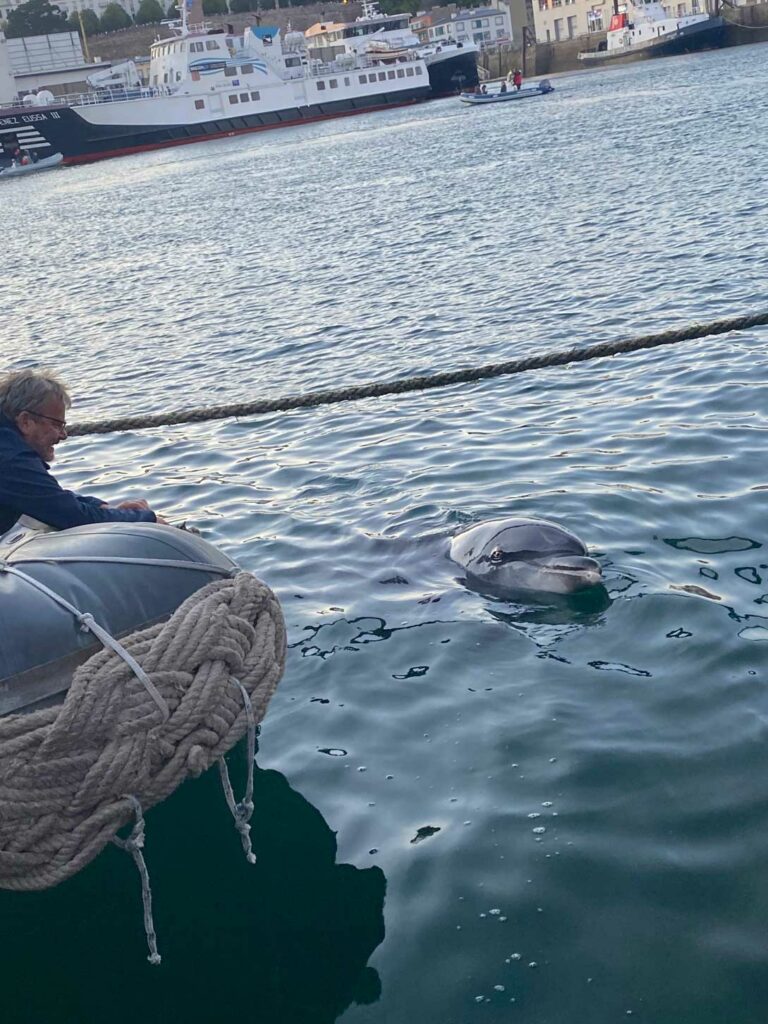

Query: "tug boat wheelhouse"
<box><xmin>0</xmin><ymin>4</ymin><xmax>432</xmax><ymax>166</ymax></box>
<box><xmin>578</xmin><ymin>0</ymin><xmax>725</xmax><ymax>64</ymax></box>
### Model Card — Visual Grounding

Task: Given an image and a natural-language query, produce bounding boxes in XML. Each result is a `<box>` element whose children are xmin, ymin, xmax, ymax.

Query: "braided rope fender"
<box><xmin>0</xmin><ymin>571</ymin><xmax>286</xmax><ymax>892</ymax></box>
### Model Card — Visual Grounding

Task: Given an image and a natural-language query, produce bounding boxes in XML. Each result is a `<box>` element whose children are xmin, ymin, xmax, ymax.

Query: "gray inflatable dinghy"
<box><xmin>0</xmin><ymin>523</ymin><xmax>237</xmax><ymax>716</ymax></box>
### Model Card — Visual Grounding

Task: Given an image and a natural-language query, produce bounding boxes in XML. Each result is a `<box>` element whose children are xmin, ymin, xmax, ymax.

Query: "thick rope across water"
<box><xmin>0</xmin><ymin>571</ymin><xmax>286</xmax><ymax>892</ymax></box>
<box><xmin>69</xmin><ymin>312</ymin><xmax>768</xmax><ymax>437</ymax></box>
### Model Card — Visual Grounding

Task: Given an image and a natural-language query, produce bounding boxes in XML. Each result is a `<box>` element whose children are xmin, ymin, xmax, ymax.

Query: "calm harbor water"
<box><xmin>2</xmin><ymin>42</ymin><xmax>768</xmax><ymax>1024</ymax></box>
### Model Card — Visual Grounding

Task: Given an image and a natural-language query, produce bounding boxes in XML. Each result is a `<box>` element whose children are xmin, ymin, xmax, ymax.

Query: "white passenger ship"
<box><xmin>0</xmin><ymin>3</ymin><xmax>432</xmax><ymax>165</ymax></box>
<box><xmin>305</xmin><ymin>0</ymin><xmax>479</xmax><ymax>97</ymax></box>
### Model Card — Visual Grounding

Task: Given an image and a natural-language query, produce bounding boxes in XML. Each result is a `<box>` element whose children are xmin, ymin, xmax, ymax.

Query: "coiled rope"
<box><xmin>69</xmin><ymin>312</ymin><xmax>768</xmax><ymax>437</ymax></box>
<box><xmin>0</xmin><ymin>571</ymin><xmax>286</xmax><ymax>962</ymax></box>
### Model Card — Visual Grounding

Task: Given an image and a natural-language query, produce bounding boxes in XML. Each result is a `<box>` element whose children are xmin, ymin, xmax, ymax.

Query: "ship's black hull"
<box><xmin>425</xmin><ymin>49</ymin><xmax>479</xmax><ymax>97</ymax></box>
<box><xmin>579</xmin><ymin>17</ymin><xmax>726</xmax><ymax>65</ymax></box>
<box><xmin>0</xmin><ymin>85</ymin><xmax>430</xmax><ymax>165</ymax></box>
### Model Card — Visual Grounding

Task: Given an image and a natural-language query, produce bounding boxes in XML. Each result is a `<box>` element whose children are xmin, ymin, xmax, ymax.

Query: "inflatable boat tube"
<box><xmin>0</xmin><ymin>523</ymin><xmax>237</xmax><ymax>716</ymax></box>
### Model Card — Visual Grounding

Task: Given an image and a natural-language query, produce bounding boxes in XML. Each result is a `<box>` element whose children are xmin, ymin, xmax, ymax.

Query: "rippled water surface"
<box><xmin>2</xmin><ymin>43</ymin><xmax>768</xmax><ymax>1024</ymax></box>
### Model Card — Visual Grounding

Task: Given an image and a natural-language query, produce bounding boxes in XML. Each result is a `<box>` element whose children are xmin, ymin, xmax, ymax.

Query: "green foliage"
<box><xmin>166</xmin><ymin>1</ymin><xmax>177</xmax><ymax>16</ymax></box>
<box><xmin>66</xmin><ymin>7</ymin><xmax>99</xmax><ymax>34</ymax></box>
<box><xmin>135</xmin><ymin>0</ymin><xmax>164</xmax><ymax>22</ymax></box>
<box><xmin>202</xmin><ymin>0</ymin><xmax>228</xmax><ymax>13</ymax></box>
<box><xmin>377</xmin><ymin>0</ymin><xmax>419</xmax><ymax>13</ymax></box>
<box><xmin>5</xmin><ymin>0</ymin><xmax>69</xmax><ymax>38</ymax></box>
<box><xmin>98</xmin><ymin>1</ymin><xmax>132</xmax><ymax>30</ymax></box>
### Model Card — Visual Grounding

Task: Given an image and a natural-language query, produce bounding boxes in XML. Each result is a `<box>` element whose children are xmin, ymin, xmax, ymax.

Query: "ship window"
<box><xmin>415</xmin><ymin>66</ymin><xmax>423</xmax><ymax>74</ymax></box>
<box><xmin>359</xmin><ymin>74</ymin><xmax>367</xmax><ymax>82</ymax></box>
<box><xmin>163</xmin><ymin>72</ymin><xmax>169</xmax><ymax>83</ymax></box>
<box><xmin>344</xmin><ymin>76</ymin><xmax>350</xmax><ymax>85</ymax></box>
<box><xmin>387</xmin><ymin>70</ymin><xmax>395</xmax><ymax>79</ymax></box>
<box><xmin>406</xmin><ymin>67</ymin><xmax>414</xmax><ymax>76</ymax></box>
<box><xmin>241</xmin><ymin>63</ymin><xmax>253</xmax><ymax>74</ymax></box>
<box><xmin>225</xmin><ymin>67</ymin><xmax>237</xmax><ymax>77</ymax></box>
<box><xmin>250</xmin><ymin>90</ymin><xmax>260</xmax><ymax>100</ymax></box>
<box><xmin>176</xmin><ymin>71</ymin><xmax>182</xmax><ymax>82</ymax></box>
<box><xmin>240</xmin><ymin>92</ymin><xmax>249</xmax><ymax>102</ymax></box>
<box><xmin>206</xmin><ymin>40</ymin><xmax>218</xmax><ymax>50</ymax></box>
<box><xmin>195</xmin><ymin>99</ymin><xmax>205</xmax><ymax>109</ymax></box>
<box><xmin>378</xmin><ymin>71</ymin><xmax>386</xmax><ymax>80</ymax></box>
<box><xmin>229</xmin><ymin>94</ymin><xmax>238</xmax><ymax>104</ymax></box>
<box><xmin>396</xmin><ymin>68</ymin><xmax>404</xmax><ymax>77</ymax></box>
<box><xmin>330</xmin><ymin>78</ymin><xmax>338</xmax><ymax>88</ymax></box>
<box><xmin>317</xmin><ymin>80</ymin><xmax>326</xmax><ymax>90</ymax></box>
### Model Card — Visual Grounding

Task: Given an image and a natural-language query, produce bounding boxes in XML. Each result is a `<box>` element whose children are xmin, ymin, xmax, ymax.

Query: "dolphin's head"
<box><xmin>450</xmin><ymin>518</ymin><xmax>603</xmax><ymax>597</ymax></box>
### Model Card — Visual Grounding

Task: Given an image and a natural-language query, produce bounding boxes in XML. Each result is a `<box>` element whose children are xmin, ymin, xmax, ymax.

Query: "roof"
<box><xmin>305</xmin><ymin>21</ymin><xmax>347</xmax><ymax>37</ymax></box>
<box><xmin>249</xmin><ymin>26</ymin><xmax>279</xmax><ymax>39</ymax></box>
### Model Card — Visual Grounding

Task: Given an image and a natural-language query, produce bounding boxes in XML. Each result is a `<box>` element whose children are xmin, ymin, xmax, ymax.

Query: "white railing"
<box><xmin>39</xmin><ymin>85</ymin><xmax>174</xmax><ymax>109</ymax></box>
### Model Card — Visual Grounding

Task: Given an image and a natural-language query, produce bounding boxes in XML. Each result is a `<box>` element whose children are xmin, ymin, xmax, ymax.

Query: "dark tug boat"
<box><xmin>0</xmin><ymin>1</ymin><xmax>477</xmax><ymax>166</ymax></box>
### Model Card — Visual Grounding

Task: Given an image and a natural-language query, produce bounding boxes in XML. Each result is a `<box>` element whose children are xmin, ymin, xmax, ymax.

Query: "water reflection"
<box><xmin>0</xmin><ymin>765</ymin><xmax>386</xmax><ymax>1024</ymax></box>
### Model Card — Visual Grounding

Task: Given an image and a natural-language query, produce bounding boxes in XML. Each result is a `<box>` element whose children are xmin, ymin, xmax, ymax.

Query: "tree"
<box><xmin>202</xmin><ymin>0</ymin><xmax>227</xmax><ymax>13</ymax></box>
<box><xmin>166</xmin><ymin>1</ymin><xmax>177</xmax><ymax>16</ymax></box>
<box><xmin>5</xmin><ymin>0</ymin><xmax>69</xmax><ymax>38</ymax></box>
<box><xmin>66</xmin><ymin>7</ymin><xmax>99</xmax><ymax>35</ymax></box>
<box><xmin>135</xmin><ymin>0</ymin><xmax>164</xmax><ymax>21</ymax></box>
<box><xmin>98</xmin><ymin>1</ymin><xmax>132</xmax><ymax>30</ymax></box>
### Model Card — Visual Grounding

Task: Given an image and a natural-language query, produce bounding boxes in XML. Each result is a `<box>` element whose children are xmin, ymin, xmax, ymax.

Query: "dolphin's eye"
<box><xmin>489</xmin><ymin>548</ymin><xmax>504</xmax><ymax>564</ymax></box>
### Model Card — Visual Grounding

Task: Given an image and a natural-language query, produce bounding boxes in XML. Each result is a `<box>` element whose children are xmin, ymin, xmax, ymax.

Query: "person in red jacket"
<box><xmin>0</xmin><ymin>368</ymin><xmax>165</xmax><ymax>538</ymax></box>
<box><xmin>513</xmin><ymin>68</ymin><xmax>523</xmax><ymax>91</ymax></box>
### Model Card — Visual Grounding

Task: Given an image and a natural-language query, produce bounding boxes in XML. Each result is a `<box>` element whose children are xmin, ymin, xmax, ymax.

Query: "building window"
<box><xmin>567</xmin><ymin>14</ymin><xmax>578</xmax><ymax>35</ymax></box>
<box><xmin>677</xmin><ymin>2</ymin><xmax>686</xmax><ymax>13</ymax></box>
<box><xmin>317</xmin><ymin>80</ymin><xmax>326</xmax><ymax>90</ymax></box>
<box><xmin>495</xmin><ymin>15</ymin><xmax>504</xmax><ymax>22</ymax></box>
<box><xmin>539</xmin><ymin>0</ymin><xmax>547</xmax><ymax>10</ymax></box>
<box><xmin>474</xmin><ymin>18</ymin><xmax>482</xmax><ymax>27</ymax></box>
<box><xmin>496</xmin><ymin>28</ymin><xmax>505</xmax><ymax>36</ymax></box>
<box><xmin>553</xmin><ymin>0</ymin><xmax>562</xmax><ymax>8</ymax></box>
<box><xmin>195</xmin><ymin>99</ymin><xmax>204</xmax><ymax>109</ymax></box>
<box><xmin>228</xmin><ymin>94</ymin><xmax>238</xmax><ymax>104</ymax></box>
<box><xmin>587</xmin><ymin>8</ymin><xmax>603</xmax><ymax>29</ymax></box>
<box><xmin>250</xmin><ymin>91</ymin><xmax>260</xmax><ymax>100</ymax></box>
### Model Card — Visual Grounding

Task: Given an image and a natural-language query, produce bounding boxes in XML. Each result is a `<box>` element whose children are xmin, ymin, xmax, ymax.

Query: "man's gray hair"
<box><xmin>0</xmin><ymin>369</ymin><xmax>71</xmax><ymax>421</ymax></box>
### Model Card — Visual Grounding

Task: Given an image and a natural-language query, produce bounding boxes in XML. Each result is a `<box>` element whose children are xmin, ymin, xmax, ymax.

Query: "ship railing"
<box><xmin>46</xmin><ymin>85</ymin><xmax>174</xmax><ymax>108</ymax></box>
<box><xmin>306</xmin><ymin>51</ymin><xmax>422</xmax><ymax>77</ymax></box>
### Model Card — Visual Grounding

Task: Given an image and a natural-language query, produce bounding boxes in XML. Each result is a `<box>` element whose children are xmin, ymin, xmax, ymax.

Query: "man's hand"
<box><xmin>115</xmin><ymin>499</ymin><xmax>150</xmax><ymax>511</ymax></box>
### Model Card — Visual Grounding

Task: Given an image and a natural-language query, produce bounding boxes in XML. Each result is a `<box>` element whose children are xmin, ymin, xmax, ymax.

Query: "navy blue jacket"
<box><xmin>0</xmin><ymin>415</ymin><xmax>157</xmax><ymax>534</ymax></box>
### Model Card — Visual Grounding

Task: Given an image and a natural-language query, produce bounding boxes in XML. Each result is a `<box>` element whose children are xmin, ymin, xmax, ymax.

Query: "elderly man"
<box><xmin>0</xmin><ymin>368</ymin><xmax>164</xmax><ymax>537</ymax></box>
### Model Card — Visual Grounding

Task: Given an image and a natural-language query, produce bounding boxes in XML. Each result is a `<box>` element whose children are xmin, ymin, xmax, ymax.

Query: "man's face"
<box><xmin>16</xmin><ymin>396</ymin><xmax>68</xmax><ymax>463</ymax></box>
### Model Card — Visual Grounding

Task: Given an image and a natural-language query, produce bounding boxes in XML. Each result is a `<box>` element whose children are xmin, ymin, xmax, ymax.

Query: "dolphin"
<box><xmin>449</xmin><ymin>517</ymin><xmax>603</xmax><ymax>597</ymax></box>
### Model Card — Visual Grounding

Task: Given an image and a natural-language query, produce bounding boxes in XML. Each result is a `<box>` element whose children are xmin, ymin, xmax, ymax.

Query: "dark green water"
<box><xmin>2</xmin><ymin>41</ymin><xmax>768</xmax><ymax>1024</ymax></box>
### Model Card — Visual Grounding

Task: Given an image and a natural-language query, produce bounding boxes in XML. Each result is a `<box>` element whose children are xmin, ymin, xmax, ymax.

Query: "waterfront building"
<box><xmin>0</xmin><ymin>0</ymin><xmax>140</xmax><ymax>23</ymax></box>
<box><xmin>421</xmin><ymin>3</ymin><xmax>514</xmax><ymax>46</ymax></box>
<box><xmin>0</xmin><ymin>29</ymin><xmax>110</xmax><ymax>99</ymax></box>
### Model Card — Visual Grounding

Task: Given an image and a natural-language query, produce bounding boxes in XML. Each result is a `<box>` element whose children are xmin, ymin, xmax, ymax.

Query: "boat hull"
<box><xmin>578</xmin><ymin>17</ymin><xmax>726</xmax><ymax>64</ymax></box>
<box><xmin>425</xmin><ymin>48</ymin><xmax>479</xmax><ymax>97</ymax></box>
<box><xmin>460</xmin><ymin>83</ymin><xmax>554</xmax><ymax>105</ymax></box>
<box><xmin>0</xmin><ymin>86</ymin><xmax>430</xmax><ymax>166</ymax></box>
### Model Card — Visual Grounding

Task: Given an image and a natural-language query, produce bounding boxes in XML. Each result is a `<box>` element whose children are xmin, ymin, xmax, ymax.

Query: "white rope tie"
<box><xmin>218</xmin><ymin>677</ymin><xmax>257</xmax><ymax>865</ymax></box>
<box><xmin>0</xmin><ymin>562</ymin><xmax>170</xmax><ymax>722</ymax></box>
<box><xmin>112</xmin><ymin>795</ymin><xmax>162</xmax><ymax>966</ymax></box>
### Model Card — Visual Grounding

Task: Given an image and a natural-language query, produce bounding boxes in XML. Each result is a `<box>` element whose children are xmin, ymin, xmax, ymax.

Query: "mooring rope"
<box><xmin>0</xmin><ymin>571</ymin><xmax>286</xmax><ymax>961</ymax></box>
<box><xmin>68</xmin><ymin>312</ymin><xmax>768</xmax><ymax>437</ymax></box>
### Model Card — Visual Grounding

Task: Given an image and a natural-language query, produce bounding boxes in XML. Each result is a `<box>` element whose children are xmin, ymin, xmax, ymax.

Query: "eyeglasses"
<box><xmin>25</xmin><ymin>410</ymin><xmax>68</xmax><ymax>431</ymax></box>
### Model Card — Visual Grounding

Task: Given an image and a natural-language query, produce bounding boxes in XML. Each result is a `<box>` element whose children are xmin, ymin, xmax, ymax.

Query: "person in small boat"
<box><xmin>0</xmin><ymin>369</ymin><xmax>166</xmax><ymax>537</ymax></box>
<box><xmin>500</xmin><ymin>80</ymin><xmax>507</xmax><ymax>93</ymax></box>
<box><xmin>474</xmin><ymin>83</ymin><xmax>482</xmax><ymax>95</ymax></box>
<box><xmin>513</xmin><ymin>69</ymin><xmax>523</xmax><ymax>91</ymax></box>
<box><xmin>481</xmin><ymin>84</ymin><xmax>488</xmax><ymax>94</ymax></box>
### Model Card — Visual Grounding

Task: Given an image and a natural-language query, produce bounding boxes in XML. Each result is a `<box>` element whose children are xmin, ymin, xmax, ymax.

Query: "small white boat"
<box><xmin>460</xmin><ymin>81</ymin><xmax>554</xmax><ymax>105</ymax></box>
<box><xmin>0</xmin><ymin>152</ymin><xmax>63</xmax><ymax>178</ymax></box>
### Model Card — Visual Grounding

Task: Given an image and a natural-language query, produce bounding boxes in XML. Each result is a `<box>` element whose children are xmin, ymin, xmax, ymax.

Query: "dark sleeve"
<box><xmin>0</xmin><ymin>449</ymin><xmax>157</xmax><ymax>530</ymax></box>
